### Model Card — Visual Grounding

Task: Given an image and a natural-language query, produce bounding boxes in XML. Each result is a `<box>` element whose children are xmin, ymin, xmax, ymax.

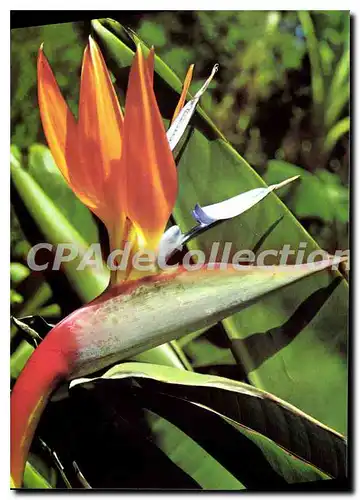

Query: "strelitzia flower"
<box><xmin>10</xmin><ymin>38</ymin><xmax>342</xmax><ymax>488</ymax></box>
<box><xmin>38</xmin><ymin>39</ymin><xmax>177</xmax><ymax>282</ymax></box>
<box><xmin>37</xmin><ymin>37</ymin><xmax>296</xmax><ymax>279</ymax></box>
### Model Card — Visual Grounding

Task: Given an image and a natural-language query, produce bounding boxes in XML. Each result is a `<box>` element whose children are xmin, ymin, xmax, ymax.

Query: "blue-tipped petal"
<box><xmin>192</xmin><ymin>204</ymin><xmax>216</xmax><ymax>225</ymax></box>
<box><xmin>193</xmin><ymin>187</ymin><xmax>271</xmax><ymax>224</ymax></box>
<box><xmin>192</xmin><ymin>176</ymin><xmax>300</xmax><ymax>225</ymax></box>
<box><xmin>158</xmin><ymin>177</ymin><xmax>300</xmax><ymax>262</ymax></box>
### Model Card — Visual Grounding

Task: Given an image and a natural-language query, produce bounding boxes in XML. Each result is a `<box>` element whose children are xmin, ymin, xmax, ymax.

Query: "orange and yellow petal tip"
<box><xmin>87</xmin><ymin>35</ymin><xmax>99</xmax><ymax>55</ymax></box>
<box><xmin>37</xmin><ymin>44</ymin><xmax>49</xmax><ymax>72</ymax></box>
<box><xmin>136</xmin><ymin>43</ymin><xmax>144</xmax><ymax>57</ymax></box>
<box><xmin>87</xmin><ymin>35</ymin><xmax>106</xmax><ymax>61</ymax></box>
<box><xmin>88</xmin><ymin>34</ymin><xmax>96</xmax><ymax>48</ymax></box>
<box><xmin>38</xmin><ymin>43</ymin><xmax>46</xmax><ymax>61</ymax></box>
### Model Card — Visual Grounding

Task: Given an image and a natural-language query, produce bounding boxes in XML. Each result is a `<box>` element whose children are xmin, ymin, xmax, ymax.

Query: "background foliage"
<box><xmin>10</xmin><ymin>12</ymin><xmax>349</xmax><ymax>489</ymax></box>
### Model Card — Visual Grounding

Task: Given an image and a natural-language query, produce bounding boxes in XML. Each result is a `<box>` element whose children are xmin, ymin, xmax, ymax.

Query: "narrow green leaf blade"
<box><xmin>72</xmin><ymin>362</ymin><xmax>344</xmax><ymax>483</ymax></box>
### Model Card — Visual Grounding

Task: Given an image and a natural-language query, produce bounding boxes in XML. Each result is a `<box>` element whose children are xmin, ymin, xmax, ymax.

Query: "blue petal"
<box><xmin>158</xmin><ymin>177</ymin><xmax>299</xmax><ymax>261</ymax></box>
<box><xmin>192</xmin><ymin>204</ymin><xmax>216</xmax><ymax>225</ymax></box>
<box><xmin>192</xmin><ymin>176</ymin><xmax>300</xmax><ymax>225</ymax></box>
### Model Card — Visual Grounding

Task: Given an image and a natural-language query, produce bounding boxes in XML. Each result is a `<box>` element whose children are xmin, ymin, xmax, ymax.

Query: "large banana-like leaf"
<box><xmin>69</xmin><ymin>362</ymin><xmax>346</xmax><ymax>487</ymax></box>
<box><xmin>143</xmin><ymin>410</ymin><xmax>244</xmax><ymax>489</ymax></box>
<box><xmin>93</xmin><ymin>19</ymin><xmax>348</xmax><ymax>434</ymax></box>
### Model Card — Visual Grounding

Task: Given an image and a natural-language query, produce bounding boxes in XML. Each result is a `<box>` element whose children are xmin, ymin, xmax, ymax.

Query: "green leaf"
<box><xmin>181</xmin><ymin>326</ymin><xmax>237</xmax><ymax>375</ymax></box>
<box><xmin>10</xmin><ymin>289</ymin><xmax>24</xmax><ymax>305</ymax></box>
<box><xmin>10</xmin><ymin>262</ymin><xmax>30</xmax><ymax>285</ymax></box>
<box><xmin>324</xmin><ymin>117</ymin><xmax>350</xmax><ymax>153</ymax></box>
<box><xmin>10</xmin><ymin>283</ymin><xmax>54</xmax><ymax>378</ymax></box>
<box><xmin>129</xmin><ymin>343</ymin><xmax>192</xmax><ymax>371</ymax></box>
<box><xmin>325</xmin><ymin>86</ymin><xmax>350</xmax><ymax>131</ymax></box>
<box><xmin>138</xmin><ymin>20</ymin><xmax>167</xmax><ymax>48</ymax></box>
<box><xmin>264</xmin><ymin>160</ymin><xmax>349</xmax><ymax>224</ymax></box>
<box><xmin>27</xmin><ymin>144</ymin><xmax>99</xmax><ymax>246</ymax></box>
<box><xmin>145</xmin><ymin>409</ymin><xmax>244</xmax><ymax>489</ymax></box>
<box><xmin>12</xmin><ymin>282</ymin><xmax>52</xmax><ymax>321</ymax></box>
<box><xmin>10</xmin><ymin>150</ymin><xmax>108</xmax><ymax>377</ymax></box>
<box><xmin>93</xmin><ymin>20</ymin><xmax>348</xmax><ymax>434</ymax></box>
<box><xmin>23</xmin><ymin>462</ymin><xmax>52</xmax><ymax>489</ymax></box>
<box><xmin>298</xmin><ymin>11</ymin><xmax>324</xmax><ymax>109</ymax></box>
<box><xmin>38</xmin><ymin>303</ymin><xmax>61</xmax><ymax>318</ymax></box>
<box><xmin>11</xmin><ymin>343</ymin><xmax>34</xmax><ymax>379</ymax></box>
<box><xmin>325</xmin><ymin>20</ymin><xmax>350</xmax><ymax>128</ymax></box>
<box><xmin>11</xmin><ymin>151</ymin><xmax>109</xmax><ymax>303</ymax></box>
<box><xmin>72</xmin><ymin>362</ymin><xmax>344</xmax><ymax>484</ymax></box>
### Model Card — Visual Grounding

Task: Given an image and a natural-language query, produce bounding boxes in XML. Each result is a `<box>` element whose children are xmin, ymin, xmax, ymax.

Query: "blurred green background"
<box><xmin>11</xmin><ymin>11</ymin><xmax>349</xmax><ymax>317</ymax></box>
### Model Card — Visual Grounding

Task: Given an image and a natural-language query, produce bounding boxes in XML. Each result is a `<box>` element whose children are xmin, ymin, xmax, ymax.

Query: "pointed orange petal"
<box><xmin>37</xmin><ymin>46</ymin><xmax>76</xmax><ymax>186</ymax></box>
<box><xmin>146</xmin><ymin>46</ymin><xmax>155</xmax><ymax>87</ymax></box>
<box><xmin>123</xmin><ymin>45</ymin><xmax>177</xmax><ymax>250</ymax></box>
<box><xmin>78</xmin><ymin>37</ymin><xmax>125</xmax><ymax>222</ymax></box>
<box><xmin>171</xmin><ymin>64</ymin><xmax>194</xmax><ymax>123</ymax></box>
<box><xmin>38</xmin><ymin>46</ymin><xmax>100</xmax><ymax>211</ymax></box>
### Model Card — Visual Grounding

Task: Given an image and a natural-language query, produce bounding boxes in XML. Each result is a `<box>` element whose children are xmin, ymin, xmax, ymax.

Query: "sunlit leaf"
<box><xmin>28</xmin><ymin>144</ymin><xmax>99</xmax><ymax>246</ymax></box>
<box><xmin>10</xmin><ymin>262</ymin><xmax>30</xmax><ymax>285</ymax></box>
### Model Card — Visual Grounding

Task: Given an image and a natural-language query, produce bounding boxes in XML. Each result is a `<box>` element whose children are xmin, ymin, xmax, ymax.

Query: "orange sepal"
<box><xmin>171</xmin><ymin>64</ymin><xmax>194</xmax><ymax>123</ymax></box>
<box><xmin>37</xmin><ymin>46</ymin><xmax>77</xmax><ymax>189</ymax></box>
<box><xmin>38</xmin><ymin>45</ymin><xmax>100</xmax><ymax>213</ymax></box>
<box><xmin>78</xmin><ymin>37</ymin><xmax>125</xmax><ymax>223</ymax></box>
<box><xmin>146</xmin><ymin>46</ymin><xmax>155</xmax><ymax>87</ymax></box>
<box><xmin>122</xmin><ymin>45</ymin><xmax>177</xmax><ymax>251</ymax></box>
